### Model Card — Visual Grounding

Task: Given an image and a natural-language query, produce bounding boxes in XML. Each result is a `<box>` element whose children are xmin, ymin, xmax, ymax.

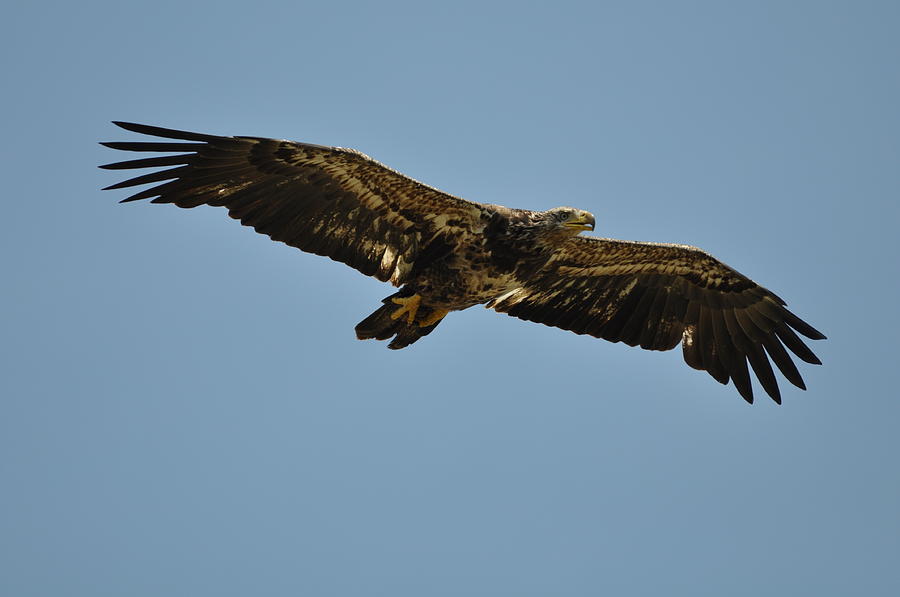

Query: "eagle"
<box><xmin>101</xmin><ymin>122</ymin><xmax>825</xmax><ymax>404</ymax></box>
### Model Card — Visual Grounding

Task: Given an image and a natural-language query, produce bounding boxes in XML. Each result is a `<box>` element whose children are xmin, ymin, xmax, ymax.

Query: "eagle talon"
<box><xmin>390</xmin><ymin>294</ymin><xmax>422</xmax><ymax>324</ymax></box>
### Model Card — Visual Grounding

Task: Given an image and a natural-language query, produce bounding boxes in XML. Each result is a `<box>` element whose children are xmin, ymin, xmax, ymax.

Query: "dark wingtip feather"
<box><xmin>99</xmin><ymin>155</ymin><xmax>193</xmax><ymax>171</ymax></box>
<box><xmin>761</xmin><ymin>336</ymin><xmax>807</xmax><ymax>391</ymax></box>
<box><xmin>102</xmin><ymin>166</ymin><xmax>187</xmax><ymax>191</ymax></box>
<box><xmin>735</xmin><ymin>380</ymin><xmax>754</xmax><ymax>404</ymax></box>
<box><xmin>99</xmin><ymin>140</ymin><xmax>207</xmax><ymax>152</ymax></box>
<box><xmin>111</xmin><ymin>121</ymin><xmax>223</xmax><ymax>143</ymax></box>
<box><xmin>775</xmin><ymin>322</ymin><xmax>822</xmax><ymax>366</ymax></box>
<box><xmin>745</xmin><ymin>343</ymin><xmax>782</xmax><ymax>404</ymax></box>
<box><xmin>783</xmin><ymin>309</ymin><xmax>827</xmax><ymax>340</ymax></box>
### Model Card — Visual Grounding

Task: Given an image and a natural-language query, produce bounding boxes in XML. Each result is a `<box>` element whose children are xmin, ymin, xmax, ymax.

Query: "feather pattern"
<box><xmin>490</xmin><ymin>237</ymin><xmax>825</xmax><ymax>403</ymax></box>
<box><xmin>100</xmin><ymin>122</ymin><xmax>486</xmax><ymax>285</ymax></box>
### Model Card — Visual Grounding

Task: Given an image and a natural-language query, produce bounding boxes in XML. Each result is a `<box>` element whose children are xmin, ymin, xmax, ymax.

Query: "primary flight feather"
<box><xmin>101</xmin><ymin>122</ymin><xmax>825</xmax><ymax>404</ymax></box>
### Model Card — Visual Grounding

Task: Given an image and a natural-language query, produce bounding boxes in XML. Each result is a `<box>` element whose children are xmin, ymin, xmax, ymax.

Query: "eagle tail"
<box><xmin>355</xmin><ymin>291</ymin><xmax>445</xmax><ymax>349</ymax></box>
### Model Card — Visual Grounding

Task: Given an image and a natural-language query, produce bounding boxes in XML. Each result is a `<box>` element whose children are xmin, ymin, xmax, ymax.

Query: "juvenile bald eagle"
<box><xmin>101</xmin><ymin>122</ymin><xmax>825</xmax><ymax>404</ymax></box>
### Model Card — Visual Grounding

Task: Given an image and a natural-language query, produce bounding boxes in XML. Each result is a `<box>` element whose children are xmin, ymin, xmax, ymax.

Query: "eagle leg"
<box><xmin>355</xmin><ymin>292</ymin><xmax>449</xmax><ymax>349</ymax></box>
<box><xmin>418</xmin><ymin>307</ymin><xmax>449</xmax><ymax>327</ymax></box>
<box><xmin>390</xmin><ymin>294</ymin><xmax>422</xmax><ymax>324</ymax></box>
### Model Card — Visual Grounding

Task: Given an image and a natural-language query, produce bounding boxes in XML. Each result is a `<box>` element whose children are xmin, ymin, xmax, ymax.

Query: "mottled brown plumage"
<box><xmin>101</xmin><ymin>122</ymin><xmax>825</xmax><ymax>403</ymax></box>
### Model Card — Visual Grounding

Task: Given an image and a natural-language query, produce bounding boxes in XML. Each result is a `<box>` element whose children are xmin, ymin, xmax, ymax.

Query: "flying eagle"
<box><xmin>101</xmin><ymin>122</ymin><xmax>825</xmax><ymax>404</ymax></box>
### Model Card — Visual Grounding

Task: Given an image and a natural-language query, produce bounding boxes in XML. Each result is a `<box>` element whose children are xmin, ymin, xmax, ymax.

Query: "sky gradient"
<box><xmin>3</xmin><ymin>1</ymin><xmax>899</xmax><ymax>595</ymax></box>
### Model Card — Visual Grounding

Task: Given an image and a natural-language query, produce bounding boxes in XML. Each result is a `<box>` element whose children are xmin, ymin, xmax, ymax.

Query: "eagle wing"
<box><xmin>101</xmin><ymin>122</ymin><xmax>487</xmax><ymax>285</ymax></box>
<box><xmin>490</xmin><ymin>236</ymin><xmax>825</xmax><ymax>403</ymax></box>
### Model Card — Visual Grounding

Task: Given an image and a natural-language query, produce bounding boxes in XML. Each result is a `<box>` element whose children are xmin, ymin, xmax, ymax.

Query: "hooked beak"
<box><xmin>564</xmin><ymin>213</ymin><xmax>595</xmax><ymax>232</ymax></box>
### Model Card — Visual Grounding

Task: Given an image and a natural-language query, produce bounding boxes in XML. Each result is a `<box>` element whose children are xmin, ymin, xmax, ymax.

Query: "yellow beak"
<box><xmin>564</xmin><ymin>214</ymin><xmax>595</xmax><ymax>231</ymax></box>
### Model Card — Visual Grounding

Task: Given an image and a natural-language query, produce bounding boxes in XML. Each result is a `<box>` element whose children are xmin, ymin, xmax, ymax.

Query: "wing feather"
<box><xmin>101</xmin><ymin>122</ymin><xmax>487</xmax><ymax>285</ymax></box>
<box><xmin>491</xmin><ymin>236</ymin><xmax>825</xmax><ymax>403</ymax></box>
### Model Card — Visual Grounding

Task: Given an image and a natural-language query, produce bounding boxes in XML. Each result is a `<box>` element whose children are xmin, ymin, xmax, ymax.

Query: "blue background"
<box><xmin>4</xmin><ymin>1</ymin><xmax>898</xmax><ymax>595</ymax></box>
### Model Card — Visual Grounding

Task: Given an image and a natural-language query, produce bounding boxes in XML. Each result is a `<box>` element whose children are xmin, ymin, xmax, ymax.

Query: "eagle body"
<box><xmin>102</xmin><ymin>122</ymin><xmax>825</xmax><ymax>404</ymax></box>
<box><xmin>410</xmin><ymin>207</ymin><xmax>585</xmax><ymax>308</ymax></box>
<box><xmin>358</xmin><ymin>206</ymin><xmax>596</xmax><ymax>349</ymax></box>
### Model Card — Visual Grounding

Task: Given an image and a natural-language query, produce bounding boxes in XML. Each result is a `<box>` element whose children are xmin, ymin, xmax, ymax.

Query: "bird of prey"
<box><xmin>101</xmin><ymin>122</ymin><xmax>825</xmax><ymax>404</ymax></box>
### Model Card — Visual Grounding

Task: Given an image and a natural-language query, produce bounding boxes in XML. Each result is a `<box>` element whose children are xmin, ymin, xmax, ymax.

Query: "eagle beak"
<box><xmin>564</xmin><ymin>214</ymin><xmax>595</xmax><ymax>232</ymax></box>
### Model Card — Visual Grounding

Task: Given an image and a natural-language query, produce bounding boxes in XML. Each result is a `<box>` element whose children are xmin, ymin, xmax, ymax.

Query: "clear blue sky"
<box><xmin>3</xmin><ymin>1</ymin><xmax>898</xmax><ymax>595</ymax></box>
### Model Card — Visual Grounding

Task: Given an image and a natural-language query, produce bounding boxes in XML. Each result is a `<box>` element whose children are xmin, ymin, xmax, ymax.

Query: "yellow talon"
<box><xmin>390</xmin><ymin>294</ymin><xmax>421</xmax><ymax>324</ymax></box>
<box><xmin>419</xmin><ymin>308</ymin><xmax>449</xmax><ymax>327</ymax></box>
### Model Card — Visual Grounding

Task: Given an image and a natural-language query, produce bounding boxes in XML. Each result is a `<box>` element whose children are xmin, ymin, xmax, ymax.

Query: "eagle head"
<box><xmin>547</xmin><ymin>207</ymin><xmax>595</xmax><ymax>233</ymax></box>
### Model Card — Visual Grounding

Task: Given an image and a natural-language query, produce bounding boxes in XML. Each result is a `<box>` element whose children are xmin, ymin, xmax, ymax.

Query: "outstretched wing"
<box><xmin>490</xmin><ymin>236</ymin><xmax>825</xmax><ymax>403</ymax></box>
<box><xmin>101</xmin><ymin>122</ymin><xmax>487</xmax><ymax>285</ymax></box>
